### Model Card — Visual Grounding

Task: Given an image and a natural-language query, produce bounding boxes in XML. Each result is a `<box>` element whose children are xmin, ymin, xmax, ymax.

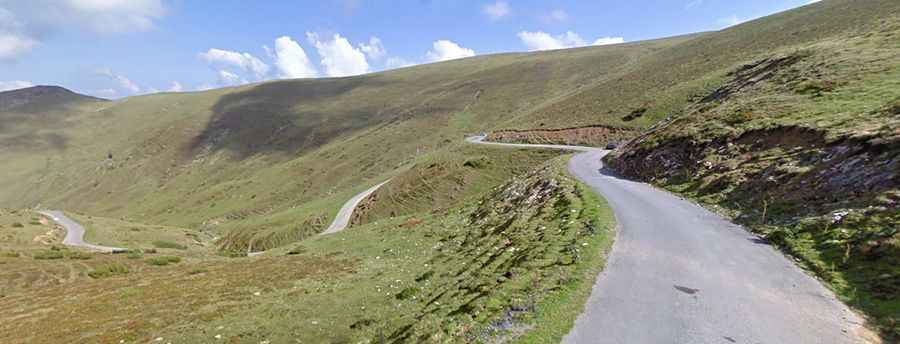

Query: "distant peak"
<box><xmin>0</xmin><ymin>85</ymin><xmax>106</xmax><ymax>112</ymax></box>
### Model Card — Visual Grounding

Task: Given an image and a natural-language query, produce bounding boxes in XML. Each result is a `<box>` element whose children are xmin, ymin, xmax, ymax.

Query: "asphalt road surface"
<box><xmin>467</xmin><ymin>136</ymin><xmax>869</xmax><ymax>344</ymax></box>
<box><xmin>320</xmin><ymin>180</ymin><xmax>391</xmax><ymax>235</ymax></box>
<box><xmin>39</xmin><ymin>210</ymin><xmax>126</xmax><ymax>253</ymax></box>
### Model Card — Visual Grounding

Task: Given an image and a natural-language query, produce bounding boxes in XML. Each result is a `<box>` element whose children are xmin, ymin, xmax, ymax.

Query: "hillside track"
<box><xmin>467</xmin><ymin>136</ymin><xmax>871</xmax><ymax>344</ymax></box>
<box><xmin>39</xmin><ymin>210</ymin><xmax>126</xmax><ymax>253</ymax></box>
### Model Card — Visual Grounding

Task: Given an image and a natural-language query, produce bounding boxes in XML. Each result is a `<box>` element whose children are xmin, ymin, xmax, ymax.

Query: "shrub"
<box><xmin>152</xmin><ymin>241</ymin><xmax>187</xmax><ymax>250</ymax></box>
<box><xmin>10</xmin><ymin>222</ymin><xmax>24</xmax><ymax>228</ymax></box>
<box><xmin>188</xmin><ymin>268</ymin><xmax>209</xmax><ymax>275</ymax></box>
<box><xmin>88</xmin><ymin>263</ymin><xmax>129</xmax><ymax>278</ymax></box>
<box><xmin>218</xmin><ymin>250</ymin><xmax>247</xmax><ymax>258</ymax></box>
<box><xmin>126</xmin><ymin>251</ymin><xmax>144</xmax><ymax>259</ymax></box>
<box><xmin>66</xmin><ymin>251</ymin><xmax>93</xmax><ymax>260</ymax></box>
<box><xmin>33</xmin><ymin>250</ymin><xmax>64</xmax><ymax>260</ymax></box>
<box><xmin>2</xmin><ymin>251</ymin><xmax>20</xmax><ymax>258</ymax></box>
<box><xmin>145</xmin><ymin>256</ymin><xmax>181</xmax><ymax>266</ymax></box>
<box><xmin>286</xmin><ymin>246</ymin><xmax>307</xmax><ymax>255</ymax></box>
<box><xmin>29</xmin><ymin>221</ymin><xmax>42</xmax><ymax>226</ymax></box>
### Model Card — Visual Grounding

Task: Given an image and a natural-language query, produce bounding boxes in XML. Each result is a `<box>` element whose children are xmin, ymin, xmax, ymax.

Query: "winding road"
<box><xmin>320</xmin><ymin>180</ymin><xmax>391</xmax><ymax>235</ymax></box>
<box><xmin>467</xmin><ymin>136</ymin><xmax>869</xmax><ymax>344</ymax></box>
<box><xmin>38</xmin><ymin>210</ymin><xmax>126</xmax><ymax>253</ymax></box>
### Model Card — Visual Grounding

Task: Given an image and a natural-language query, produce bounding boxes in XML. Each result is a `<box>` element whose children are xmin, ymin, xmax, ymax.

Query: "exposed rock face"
<box><xmin>610</xmin><ymin>126</ymin><xmax>899</xmax><ymax>212</ymax></box>
<box><xmin>606</xmin><ymin>42</ymin><xmax>900</xmax><ymax>336</ymax></box>
<box><xmin>486</xmin><ymin>125</ymin><xmax>636</xmax><ymax>147</ymax></box>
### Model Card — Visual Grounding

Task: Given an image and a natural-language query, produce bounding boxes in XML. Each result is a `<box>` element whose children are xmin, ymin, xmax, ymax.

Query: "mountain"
<box><xmin>0</xmin><ymin>85</ymin><xmax>105</xmax><ymax>112</ymax></box>
<box><xmin>0</xmin><ymin>0</ymin><xmax>898</xmax><ymax>342</ymax></box>
<box><xmin>1</xmin><ymin>1</ymin><xmax>897</xmax><ymax>251</ymax></box>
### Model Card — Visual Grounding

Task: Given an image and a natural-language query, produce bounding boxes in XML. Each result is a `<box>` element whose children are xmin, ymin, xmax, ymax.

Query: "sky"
<box><xmin>0</xmin><ymin>0</ymin><xmax>821</xmax><ymax>98</ymax></box>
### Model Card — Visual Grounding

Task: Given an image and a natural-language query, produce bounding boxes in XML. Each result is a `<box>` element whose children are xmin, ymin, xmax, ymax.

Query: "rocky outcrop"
<box><xmin>487</xmin><ymin>125</ymin><xmax>636</xmax><ymax>147</ymax></box>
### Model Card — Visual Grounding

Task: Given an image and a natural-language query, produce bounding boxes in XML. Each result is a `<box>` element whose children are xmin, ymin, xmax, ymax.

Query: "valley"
<box><xmin>0</xmin><ymin>0</ymin><xmax>897</xmax><ymax>342</ymax></box>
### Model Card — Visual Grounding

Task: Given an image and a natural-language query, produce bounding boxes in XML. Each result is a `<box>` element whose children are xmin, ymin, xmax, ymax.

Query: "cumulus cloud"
<box><xmin>718</xmin><ymin>15</ymin><xmax>744</xmax><ymax>27</ymax></box>
<box><xmin>593</xmin><ymin>37</ymin><xmax>625</xmax><ymax>46</ymax></box>
<box><xmin>358</xmin><ymin>36</ymin><xmax>386</xmax><ymax>60</ymax></box>
<box><xmin>92</xmin><ymin>88</ymin><xmax>118</xmax><ymax>97</ymax></box>
<box><xmin>199</xmin><ymin>48</ymin><xmax>270</xmax><ymax>79</ymax></box>
<box><xmin>168</xmin><ymin>81</ymin><xmax>183</xmax><ymax>92</ymax></box>
<box><xmin>0</xmin><ymin>80</ymin><xmax>34</xmax><ymax>92</ymax></box>
<box><xmin>426</xmin><ymin>40</ymin><xmax>475</xmax><ymax>62</ymax></box>
<box><xmin>517</xmin><ymin>31</ymin><xmax>624</xmax><ymax>51</ymax></box>
<box><xmin>0</xmin><ymin>8</ymin><xmax>38</xmax><ymax>60</ymax></box>
<box><xmin>0</xmin><ymin>33</ymin><xmax>37</xmax><ymax>61</ymax></box>
<box><xmin>482</xmin><ymin>1</ymin><xmax>510</xmax><ymax>21</ymax></box>
<box><xmin>273</xmin><ymin>35</ymin><xmax>317</xmax><ymax>79</ymax></box>
<box><xmin>96</xmin><ymin>68</ymin><xmax>140</xmax><ymax>94</ymax></box>
<box><xmin>307</xmin><ymin>32</ymin><xmax>369</xmax><ymax>77</ymax></box>
<box><xmin>61</xmin><ymin>0</ymin><xmax>167</xmax><ymax>34</ymax></box>
<box><xmin>385</xmin><ymin>57</ymin><xmax>415</xmax><ymax>70</ymax></box>
<box><xmin>544</xmin><ymin>9</ymin><xmax>569</xmax><ymax>22</ymax></box>
<box><xmin>0</xmin><ymin>0</ymin><xmax>167</xmax><ymax>61</ymax></box>
<box><xmin>518</xmin><ymin>31</ymin><xmax>582</xmax><ymax>51</ymax></box>
<box><xmin>217</xmin><ymin>70</ymin><xmax>245</xmax><ymax>85</ymax></box>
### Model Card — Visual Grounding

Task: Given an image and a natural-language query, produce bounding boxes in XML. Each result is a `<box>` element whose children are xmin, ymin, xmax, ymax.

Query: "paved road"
<box><xmin>320</xmin><ymin>180</ymin><xmax>391</xmax><ymax>235</ymax></box>
<box><xmin>467</xmin><ymin>136</ymin><xmax>869</xmax><ymax>344</ymax></box>
<box><xmin>38</xmin><ymin>210</ymin><xmax>126</xmax><ymax>253</ymax></box>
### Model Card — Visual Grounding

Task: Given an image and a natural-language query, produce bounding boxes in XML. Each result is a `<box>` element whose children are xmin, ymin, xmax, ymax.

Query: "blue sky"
<box><xmin>0</xmin><ymin>0</ymin><xmax>819</xmax><ymax>98</ymax></box>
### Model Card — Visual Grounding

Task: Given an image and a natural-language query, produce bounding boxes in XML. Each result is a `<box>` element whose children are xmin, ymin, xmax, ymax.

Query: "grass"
<box><xmin>0</xmin><ymin>0</ymin><xmax>897</xmax><ymax>342</ymax></box>
<box><xmin>607</xmin><ymin>15</ymin><xmax>900</xmax><ymax>339</ymax></box>
<box><xmin>31</xmin><ymin>250</ymin><xmax>64</xmax><ymax>260</ymax></box>
<box><xmin>87</xmin><ymin>263</ymin><xmax>129</xmax><ymax>279</ymax></box>
<box><xmin>513</xmin><ymin>180</ymin><xmax>615</xmax><ymax>343</ymax></box>
<box><xmin>145</xmin><ymin>255</ymin><xmax>181</xmax><ymax>266</ymax></box>
<box><xmin>0</xmin><ymin>154</ymin><xmax>616</xmax><ymax>343</ymax></box>
<box><xmin>151</xmin><ymin>240</ymin><xmax>187</xmax><ymax>250</ymax></box>
<box><xmin>66</xmin><ymin>212</ymin><xmax>210</xmax><ymax>252</ymax></box>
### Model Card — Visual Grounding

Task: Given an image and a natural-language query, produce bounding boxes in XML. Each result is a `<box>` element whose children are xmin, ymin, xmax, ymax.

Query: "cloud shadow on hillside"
<box><xmin>188</xmin><ymin>76</ymin><xmax>392</xmax><ymax>159</ymax></box>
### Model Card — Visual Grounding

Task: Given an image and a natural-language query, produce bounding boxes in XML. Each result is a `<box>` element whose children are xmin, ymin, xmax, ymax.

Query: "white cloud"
<box><xmin>483</xmin><ymin>1</ymin><xmax>511</xmax><ymax>21</ymax></box>
<box><xmin>0</xmin><ymin>33</ymin><xmax>38</xmax><ymax>61</ymax></box>
<box><xmin>517</xmin><ymin>31</ymin><xmax>584</xmax><ymax>51</ymax></box>
<box><xmin>196</xmin><ymin>83</ymin><xmax>215</xmax><ymax>91</ymax></box>
<box><xmin>0</xmin><ymin>0</ymin><xmax>165</xmax><ymax>57</ymax></box>
<box><xmin>0</xmin><ymin>1</ymin><xmax>166</xmax><ymax>60</ymax></box>
<box><xmin>593</xmin><ymin>37</ymin><xmax>625</xmax><ymax>46</ymax></box>
<box><xmin>358</xmin><ymin>36</ymin><xmax>386</xmax><ymax>60</ymax></box>
<box><xmin>518</xmin><ymin>31</ymin><xmax>624</xmax><ymax>51</ymax></box>
<box><xmin>96</xmin><ymin>68</ymin><xmax>140</xmax><ymax>93</ymax></box>
<box><xmin>307</xmin><ymin>32</ymin><xmax>369</xmax><ymax>77</ymax></box>
<box><xmin>0</xmin><ymin>80</ymin><xmax>34</xmax><ymax>92</ymax></box>
<box><xmin>168</xmin><ymin>81</ymin><xmax>183</xmax><ymax>92</ymax></box>
<box><xmin>217</xmin><ymin>70</ymin><xmax>244</xmax><ymax>85</ymax></box>
<box><xmin>198</xmin><ymin>48</ymin><xmax>270</xmax><ymax>79</ymax></box>
<box><xmin>63</xmin><ymin>0</ymin><xmax>167</xmax><ymax>34</ymax></box>
<box><xmin>273</xmin><ymin>35</ymin><xmax>317</xmax><ymax>79</ymax></box>
<box><xmin>92</xmin><ymin>88</ymin><xmax>117</xmax><ymax>97</ymax></box>
<box><xmin>545</xmin><ymin>9</ymin><xmax>569</xmax><ymax>22</ymax></box>
<box><xmin>426</xmin><ymin>40</ymin><xmax>475</xmax><ymax>62</ymax></box>
<box><xmin>718</xmin><ymin>15</ymin><xmax>744</xmax><ymax>27</ymax></box>
<box><xmin>0</xmin><ymin>9</ymin><xmax>38</xmax><ymax>60</ymax></box>
<box><xmin>685</xmin><ymin>0</ymin><xmax>703</xmax><ymax>10</ymax></box>
<box><xmin>385</xmin><ymin>57</ymin><xmax>415</xmax><ymax>70</ymax></box>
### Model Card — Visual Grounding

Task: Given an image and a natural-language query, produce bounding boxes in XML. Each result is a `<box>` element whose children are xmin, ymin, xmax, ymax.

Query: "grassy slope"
<box><xmin>0</xmin><ymin>38</ymin><xmax>674</xmax><ymax>251</ymax></box>
<box><xmin>0</xmin><ymin>156</ymin><xmax>615</xmax><ymax>344</ymax></box>
<box><xmin>608</xmin><ymin>9</ymin><xmax>900</xmax><ymax>338</ymax></box>
<box><xmin>507</xmin><ymin>0</ymin><xmax>899</xmax><ymax>131</ymax></box>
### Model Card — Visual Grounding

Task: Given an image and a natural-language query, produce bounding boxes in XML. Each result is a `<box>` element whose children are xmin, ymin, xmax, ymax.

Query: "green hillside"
<box><xmin>1</xmin><ymin>0</ymin><xmax>899</xmax><ymax>341</ymax></box>
<box><xmin>0</xmin><ymin>34</ymin><xmax>686</xmax><ymax>250</ymax></box>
